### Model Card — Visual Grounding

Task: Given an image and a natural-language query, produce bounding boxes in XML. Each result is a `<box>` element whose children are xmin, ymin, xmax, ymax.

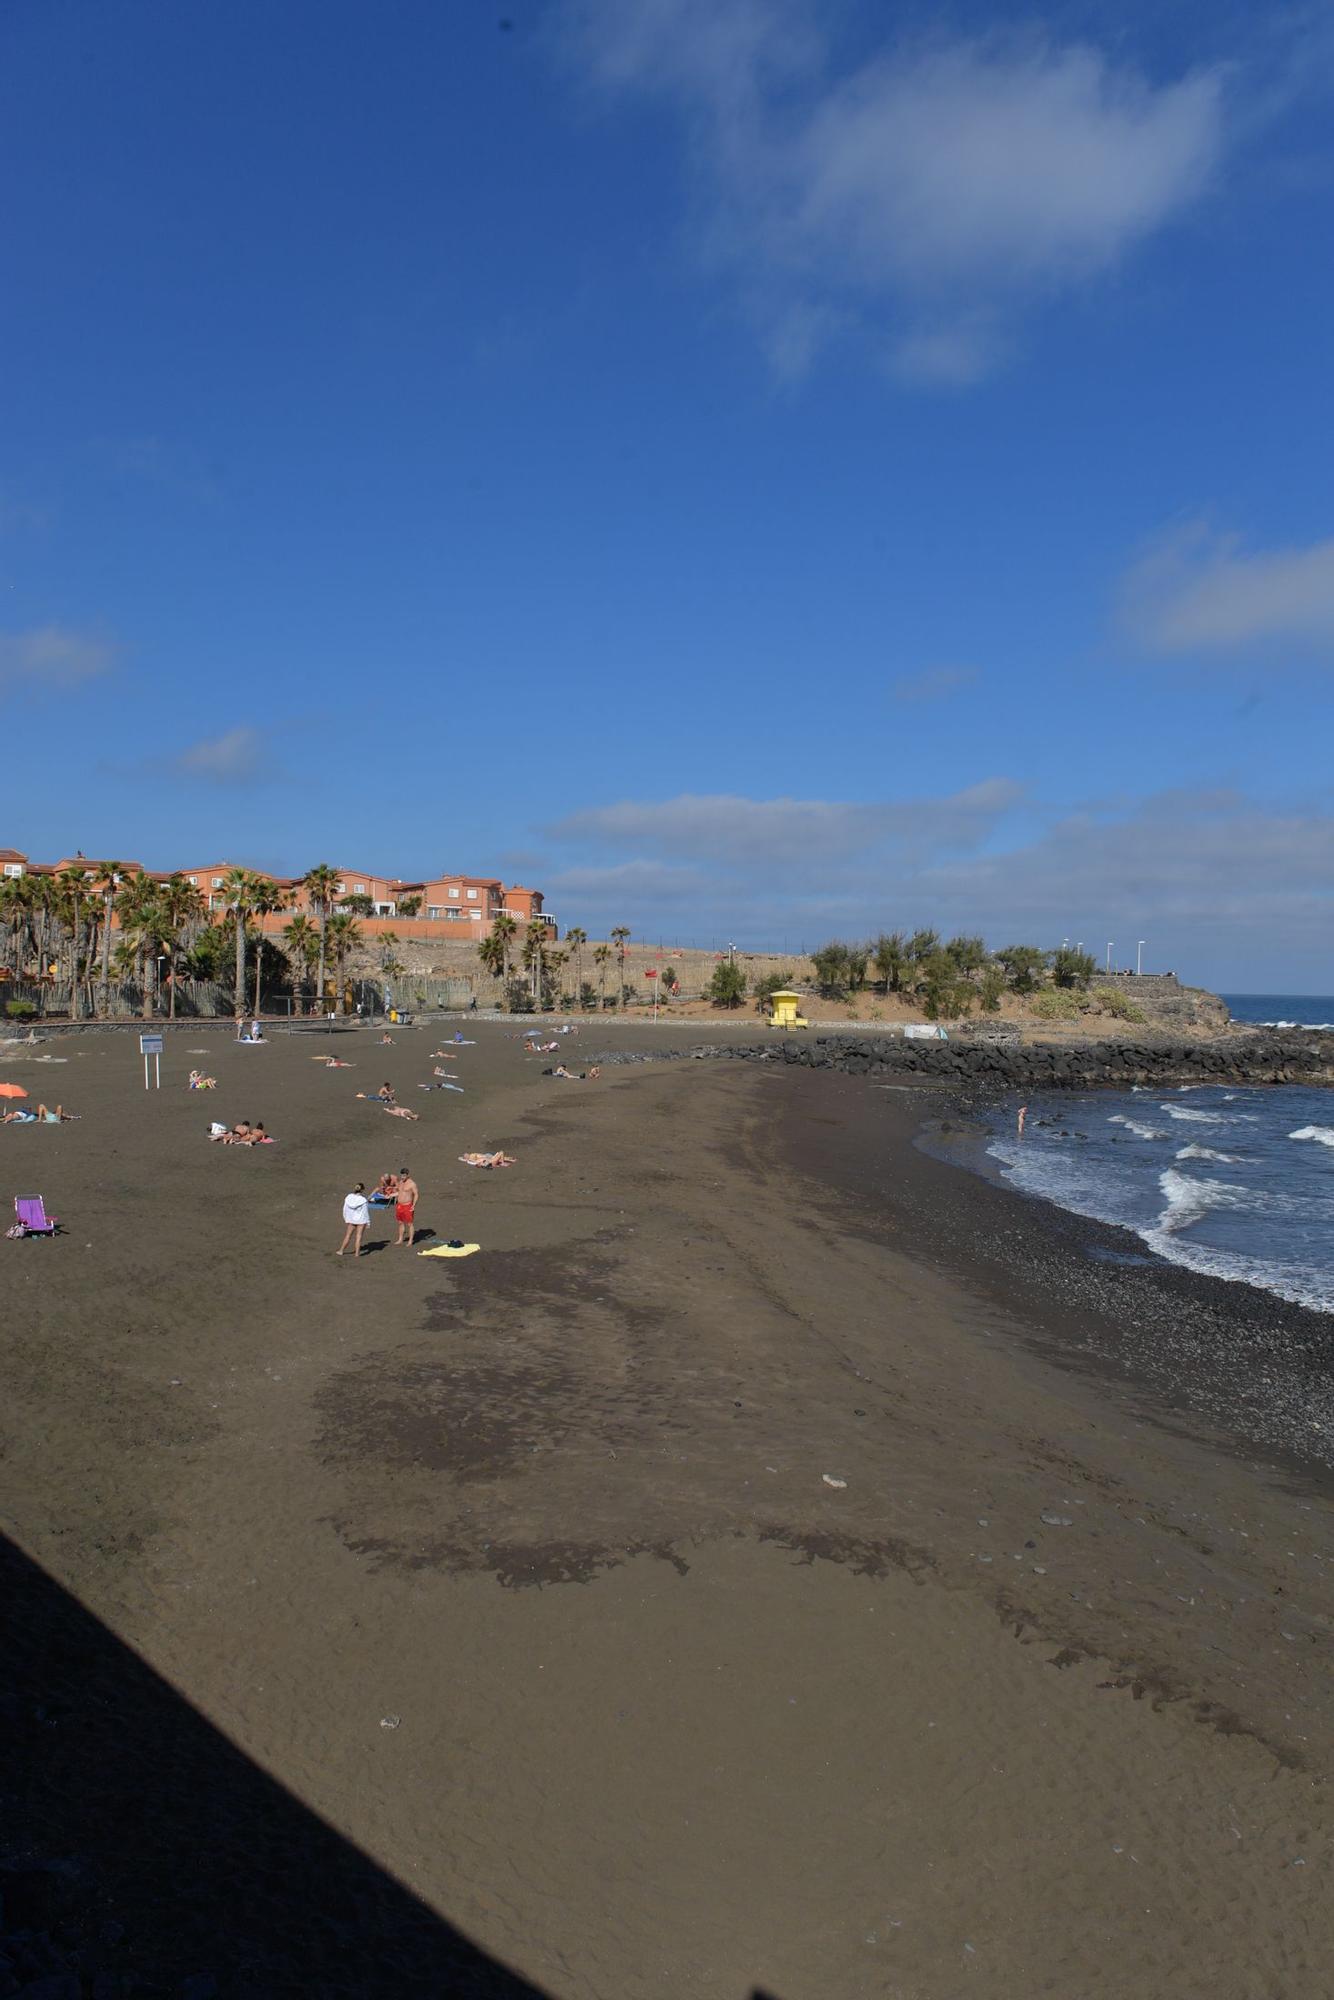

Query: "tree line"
<box><xmin>0</xmin><ymin>861</ymin><xmax>377</xmax><ymax>1019</ymax></box>
<box><xmin>806</xmin><ymin>933</ymin><xmax>1105</xmax><ymax>1019</ymax></box>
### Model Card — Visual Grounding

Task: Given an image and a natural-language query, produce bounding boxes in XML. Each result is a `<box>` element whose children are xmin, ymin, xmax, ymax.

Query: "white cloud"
<box><xmin>891</xmin><ymin>665</ymin><xmax>977</xmax><ymax>704</ymax></box>
<box><xmin>171</xmin><ymin>727</ymin><xmax>272</xmax><ymax>785</ymax></box>
<box><xmin>1124</xmin><ymin>522</ymin><xmax>1334</xmax><ymax>654</ymax></box>
<box><xmin>539</xmin><ymin>782</ymin><xmax>1334</xmax><ymax>985</ymax></box>
<box><xmin>565</xmin><ymin>3</ymin><xmax>1225</xmax><ymax>378</ymax></box>
<box><xmin>549</xmin><ymin>781</ymin><xmax>1022</xmax><ymax>868</ymax></box>
<box><xmin>0</xmin><ymin>624</ymin><xmax>115</xmax><ymax>693</ymax></box>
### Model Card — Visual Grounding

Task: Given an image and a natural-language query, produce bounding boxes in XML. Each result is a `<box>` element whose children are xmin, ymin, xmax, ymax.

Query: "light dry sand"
<box><xmin>2</xmin><ymin>1023</ymin><xmax>1331</xmax><ymax>1997</ymax></box>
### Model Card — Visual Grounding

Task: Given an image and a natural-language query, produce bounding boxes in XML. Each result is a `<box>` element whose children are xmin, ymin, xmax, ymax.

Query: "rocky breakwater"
<box><xmin>699</xmin><ymin>1029</ymin><xmax>1334</xmax><ymax>1093</ymax></box>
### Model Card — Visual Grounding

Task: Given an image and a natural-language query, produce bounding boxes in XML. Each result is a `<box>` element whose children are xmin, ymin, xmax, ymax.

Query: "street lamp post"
<box><xmin>1137</xmin><ymin>940</ymin><xmax>1146</xmax><ymax>975</ymax></box>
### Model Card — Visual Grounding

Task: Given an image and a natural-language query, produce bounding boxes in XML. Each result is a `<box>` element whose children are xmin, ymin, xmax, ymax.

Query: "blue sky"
<box><xmin>4</xmin><ymin>0</ymin><xmax>1334</xmax><ymax>987</ymax></box>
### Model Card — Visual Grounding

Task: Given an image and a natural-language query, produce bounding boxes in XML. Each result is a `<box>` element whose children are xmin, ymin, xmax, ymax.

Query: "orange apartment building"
<box><xmin>0</xmin><ymin>851</ymin><xmax>551</xmax><ymax>935</ymax></box>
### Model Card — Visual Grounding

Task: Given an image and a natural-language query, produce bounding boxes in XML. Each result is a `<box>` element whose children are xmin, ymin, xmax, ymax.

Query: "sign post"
<box><xmin>645</xmin><ymin>967</ymin><xmax>658</xmax><ymax>1023</ymax></box>
<box><xmin>139</xmin><ymin>1031</ymin><xmax>164</xmax><ymax>1090</ymax></box>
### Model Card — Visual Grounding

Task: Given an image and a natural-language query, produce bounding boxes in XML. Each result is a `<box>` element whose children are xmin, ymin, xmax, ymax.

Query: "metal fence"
<box><xmin>1</xmin><ymin>978</ymin><xmax>234</xmax><ymax>1022</ymax></box>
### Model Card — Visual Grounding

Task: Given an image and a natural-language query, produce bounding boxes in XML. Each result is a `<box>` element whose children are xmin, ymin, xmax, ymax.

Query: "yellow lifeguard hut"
<box><xmin>768</xmin><ymin>989</ymin><xmax>809</xmax><ymax>1030</ymax></box>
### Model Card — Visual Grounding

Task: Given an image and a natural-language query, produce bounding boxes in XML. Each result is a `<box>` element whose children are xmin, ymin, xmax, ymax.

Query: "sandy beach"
<box><xmin>3</xmin><ymin>1020</ymin><xmax>1333</xmax><ymax>1997</ymax></box>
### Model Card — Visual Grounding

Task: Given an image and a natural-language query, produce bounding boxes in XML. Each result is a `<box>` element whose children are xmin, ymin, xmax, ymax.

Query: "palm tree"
<box><xmin>221</xmin><ymin>867</ymin><xmax>258</xmax><ymax>1014</ymax></box>
<box><xmin>92</xmin><ymin>861</ymin><xmax>128</xmax><ymax>1016</ymax></box>
<box><xmin>114</xmin><ymin>875</ymin><xmax>168</xmax><ymax>1017</ymax></box>
<box><xmin>283</xmin><ymin>914</ymin><xmax>320</xmax><ymax>1007</ymax></box>
<box><xmin>0</xmin><ymin>872</ymin><xmax>31</xmax><ymax>981</ymax></box>
<box><xmin>157</xmin><ymin>875</ymin><xmax>206</xmax><ymax>1019</ymax></box>
<box><xmin>325</xmin><ymin>910</ymin><xmax>362</xmax><ymax>1013</ymax></box>
<box><xmin>564</xmin><ymin>927</ymin><xmax>587</xmax><ymax>1008</ymax></box>
<box><xmin>610</xmin><ymin>926</ymin><xmax>631</xmax><ymax>1006</ymax></box>
<box><xmin>491</xmin><ymin>912</ymin><xmax>518</xmax><ymax>983</ymax></box>
<box><xmin>593</xmin><ymin>943</ymin><xmax>612</xmax><ymax>1010</ymax></box>
<box><xmin>545</xmin><ymin>946</ymin><xmax>568</xmax><ymax>1006</ymax></box>
<box><xmin>477</xmin><ymin>931</ymin><xmax>506</xmax><ymax>983</ymax></box>
<box><xmin>53</xmin><ymin>870</ymin><xmax>92</xmax><ymax>1016</ymax></box>
<box><xmin>247</xmin><ymin>875</ymin><xmax>287</xmax><ymax>1016</ymax></box>
<box><xmin>522</xmin><ymin>924</ymin><xmax>546</xmax><ymax>1005</ymax></box>
<box><xmin>301</xmin><ymin>863</ymin><xmax>340</xmax><ymax>1012</ymax></box>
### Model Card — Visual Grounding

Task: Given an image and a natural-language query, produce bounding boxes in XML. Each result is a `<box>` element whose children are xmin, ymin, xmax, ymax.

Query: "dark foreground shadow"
<box><xmin>0</xmin><ymin>1532</ymin><xmax>550</xmax><ymax>1997</ymax></box>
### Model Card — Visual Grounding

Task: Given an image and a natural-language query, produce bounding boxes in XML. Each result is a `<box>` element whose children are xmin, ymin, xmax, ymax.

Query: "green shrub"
<box><xmin>1031</xmin><ymin>990</ymin><xmax>1082</xmax><ymax>1021</ymax></box>
<box><xmin>5</xmin><ymin>997</ymin><xmax>36</xmax><ymax>1020</ymax></box>
<box><xmin>706</xmin><ymin>961</ymin><xmax>748</xmax><ymax>1008</ymax></box>
<box><xmin>979</xmin><ymin>965</ymin><xmax>1005</xmax><ymax>1012</ymax></box>
<box><xmin>1093</xmin><ymin>985</ymin><xmax>1146</xmax><ymax>1023</ymax></box>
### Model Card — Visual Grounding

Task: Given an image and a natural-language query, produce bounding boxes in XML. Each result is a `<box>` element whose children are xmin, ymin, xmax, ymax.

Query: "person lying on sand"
<box><xmin>428</xmin><ymin>1050</ymin><xmax>458</xmax><ymax>1060</ymax></box>
<box><xmin>432</xmin><ymin>1063</ymin><xmax>458</xmax><ymax>1076</ymax></box>
<box><xmin>459</xmin><ymin>1151</ymin><xmax>515</xmax><ymax>1169</ymax></box>
<box><xmin>383</xmin><ymin>1103</ymin><xmax>419</xmax><ymax>1120</ymax></box>
<box><xmin>188</xmin><ymin>1069</ymin><xmax>217</xmax><ymax>1089</ymax></box>
<box><xmin>542</xmin><ymin>1066</ymin><xmax>600</xmax><ymax>1080</ymax></box>
<box><xmin>36</xmin><ymin>1103</ymin><xmax>77</xmax><ymax>1122</ymax></box>
<box><xmin>1</xmin><ymin>1106</ymin><xmax>36</xmax><ymax>1123</ymax></box>
<box><xmin>528</xmin><ymin>1041</ymin><xmax>558</xmax><ymax>1054</ymax></box>
<box><xmin>317</xmin><ymin>1056</ymin><xmax>354</xmax><ymax>1068</ymax></box>
<box><xmin>210</xmin><ymin>1120</ymin><xmax>272</xmax><ymax>1145</ymax></box>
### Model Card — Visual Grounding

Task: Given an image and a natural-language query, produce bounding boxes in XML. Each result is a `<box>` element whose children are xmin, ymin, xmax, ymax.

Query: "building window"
<box><xmin>354</xmin><ymin>882</ymin><xmax>365</xmax><ymax>894</ymax></box>
<box><xmin>187</xmin><ymin>875</ymin><xmax>197</xmax><ymax>886</ymax></box>
<box><xmin>427</xmin><ymin>906</ymin><xmax>443</xmax><ymax>919</ymax></box>
<box><xmin>448</xmin><ymin>886</ymin><xmax>459</xmax><ymax>899</ymax></box>
<box><xmin>466</xmin><ymin>888</ymin><xmax>478</xmax><ymax>900</ymax></box>
<box><xmin>2</xmin><ymin>863</ymin><xmax>21</xmax><ymax>878</ymax></box>
<box><xmin>211</xmin><ymin>876</ymin><xmax>222</xmax><ymax>888</ymax></box>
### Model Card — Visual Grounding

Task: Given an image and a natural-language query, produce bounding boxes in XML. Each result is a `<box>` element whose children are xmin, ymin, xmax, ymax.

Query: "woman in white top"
<box><xmin>339</xmin><ymin>1182</ymin><xmax>371</xmax><ymax>1258</ymax></box>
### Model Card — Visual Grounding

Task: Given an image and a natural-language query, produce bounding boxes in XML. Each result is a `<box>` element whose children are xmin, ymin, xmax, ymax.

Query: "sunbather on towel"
<box><xmin>383</xmin><ymin>1103</ymin><xmax>419</xmax><ymax>1120</ymax></box>
<box><xmin>189</xmin><ymin>1070</ymin><xmax>217</xmax><ymax>1089</ymax></box>
<box><xmin>459</xmin><ymin>1151</ymin><xmax>515</xmax><ymax>1168</ymax></box>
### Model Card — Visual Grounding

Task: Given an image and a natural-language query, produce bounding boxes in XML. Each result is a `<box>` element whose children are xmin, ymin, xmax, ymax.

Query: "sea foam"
<box><xmin>1290</xmin><ymin>1125</ymin><xmax>1334</xmax><ymax>1148</ymax></box>
<box><xmin>1108</xmin><ymin>1114</ymin><xmax>1166</xmax><ymax>1140</ymax></box>
<box><xmin>1175</xmin><ymin>1144</ymin><xmax>1239</xmax><ymax>1164</ymax></box>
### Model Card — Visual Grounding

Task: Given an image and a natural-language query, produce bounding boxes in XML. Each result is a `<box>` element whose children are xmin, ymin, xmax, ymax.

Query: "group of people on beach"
<box><xmin>1</xmin><ymin>1102</ymin><xmax>75</xmax><ymax>1124</ymax></box>
<box><xmin>209</xmin><ymin>1119</ymin><xmax>271</xmax><ymax>1145</ymax></box>
<box><xmin>339</xmin><ymin>1168</ymin><xmax>418</xmax><ymax>1255</ymax></box>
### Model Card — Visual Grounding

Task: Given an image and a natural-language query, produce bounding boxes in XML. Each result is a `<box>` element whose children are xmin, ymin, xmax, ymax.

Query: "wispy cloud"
<box><xmin>563</xmin><ymin>2</ymin><xmax>1225</xmax><ymax>379</ymax></box>
<box><xmin>541</xmin><ymin>780</ymin><xmax>1334</xmax><ymax>980</ymax></box>
<box><xmin>1124</xmin><ymin>520</ymin><xmax>1334</xmax><ymax>654</ymax></box>
<box><xmin>549</xmin><ymin>781</ymin><xmax>1022</xmax><ymax>869</ymax></box>
<box><xmin>0</xmin><ymin>624</ymin><xmax>116</xmax><ymax>694</ymax></box>
<box><xmin>170</xmin><ymin>727</ymin><xmax>274</xmax><ymax>786</ymax></box>
<box><xmin>891</xmin><ymin>665</ymin><xmax>978</xmax><ymax>704</ymax></box>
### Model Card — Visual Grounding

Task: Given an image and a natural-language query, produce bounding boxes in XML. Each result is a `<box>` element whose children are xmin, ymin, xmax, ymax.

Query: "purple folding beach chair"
<box><xmin>11</xmin><ymin>1194</ymin><xmax>58</xmax><ymax>1237</ymax></box>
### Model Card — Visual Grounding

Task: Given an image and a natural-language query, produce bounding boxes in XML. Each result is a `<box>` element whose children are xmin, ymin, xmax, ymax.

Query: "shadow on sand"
<box><xmin>0</xmin><ymin>1531</ymin><xmax>546</xmax><ymax>1996</ymax></box>
<box><xmin>2</xmin><ymin>1533</ymin><xmax>787</xmax><ymax>1996</ymax></box>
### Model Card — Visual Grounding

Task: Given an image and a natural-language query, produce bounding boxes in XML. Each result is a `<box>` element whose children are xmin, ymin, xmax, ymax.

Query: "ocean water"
<box><xmin>1222</xmin><ymin>993</ymin><xmax>1334</xmax><ymax>1029</ymax></box>
<box><xmin>984</xmin><ymin>1085</ymin><xmax>1334</xmax><ymax>1313</ymax></box>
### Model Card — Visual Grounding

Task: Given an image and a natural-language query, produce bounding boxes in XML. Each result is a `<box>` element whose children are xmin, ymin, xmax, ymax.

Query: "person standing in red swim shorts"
<box><xmin>394</xmin><ymin>1166</ymin><xmax>419</xmax><ymax>1248</ymax></box>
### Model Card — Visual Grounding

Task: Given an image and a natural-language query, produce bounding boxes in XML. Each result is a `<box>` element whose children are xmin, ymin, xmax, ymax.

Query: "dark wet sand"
<box><xmin>2</xmin><ymin>1022</ymin><xmax>1333</xmax><ymax>1998</ymax></box>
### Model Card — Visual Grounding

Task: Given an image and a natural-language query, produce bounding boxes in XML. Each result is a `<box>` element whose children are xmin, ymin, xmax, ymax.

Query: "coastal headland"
<box><xmin>3</xmin><ymin>1019</ymin><xmax>1333</xmax><ymax>1996</ymax></box>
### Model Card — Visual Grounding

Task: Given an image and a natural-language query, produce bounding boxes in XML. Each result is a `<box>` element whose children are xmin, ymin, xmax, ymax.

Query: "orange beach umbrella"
<box><xmin>0</xmin><ymin>1083</ymin><xmax>28</xmax><ymax>1099</ymax></box>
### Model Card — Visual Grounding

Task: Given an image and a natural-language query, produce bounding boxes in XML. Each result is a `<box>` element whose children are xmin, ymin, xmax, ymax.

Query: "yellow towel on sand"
<box><xmin>418</xmin><ymin>1242</ymin><xmax>481</xmax><ymax>1258</ymax></box>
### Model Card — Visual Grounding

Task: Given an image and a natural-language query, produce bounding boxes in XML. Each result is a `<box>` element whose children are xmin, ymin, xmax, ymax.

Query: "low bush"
<box><xmin>1093</xmin><ymin>985</ymin><xmax>1146</xmax><ymax>1023</ymax></box>
<box><xmin>5</xmin><ymin>997</ymin><xmax>36</xmax><ymax>1020</ymax></box>
<box><xmin>1030</xmin><ymin>990</ymin><xmax>1083</xmax><ymax>1021</ymax></box>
